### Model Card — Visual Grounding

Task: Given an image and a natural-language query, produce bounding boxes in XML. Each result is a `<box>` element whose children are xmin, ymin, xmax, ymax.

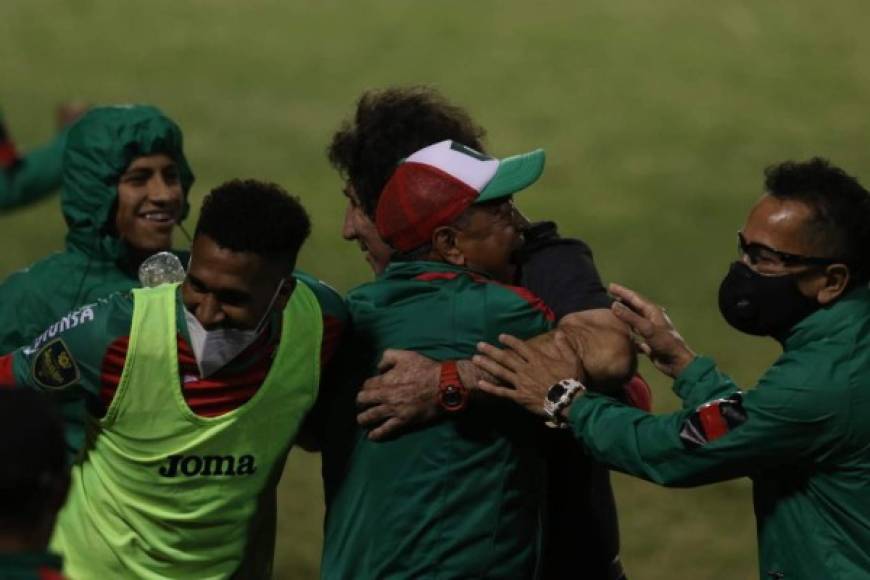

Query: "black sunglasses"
<box><xmin>737</xmin><ymin>232</ymin><xmax>841</xmax><ymax>267</ymax></box>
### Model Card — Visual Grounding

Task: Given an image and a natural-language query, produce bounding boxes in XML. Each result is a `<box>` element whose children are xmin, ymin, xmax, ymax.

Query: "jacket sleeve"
<box><xmin>673</xmin><ymin>356</ymin><xmax>741</xmax><ymax>409</ymax></box>
<box><xmin>4</xmin><ymin>295</ymin><xmax>132</xmax><ymax>407</ymax></box>
<box><xmin>0</xmin><ymin>130</ymin><xmax>66</xmax><ymax>210</ymax></box>
<box><xmin>1</xmin><ymin>294</ymin><xmax>133</xmax><ymax>461</ymax></box>
<box><xmin>567</xmin><ymin>355</ymin><xmax>839</xmax><ymax>487</ymax></box>
<box><xmin>0</xmin><ymin>270</ymin><xmax>47</xmax><ymax>354</ymax></box>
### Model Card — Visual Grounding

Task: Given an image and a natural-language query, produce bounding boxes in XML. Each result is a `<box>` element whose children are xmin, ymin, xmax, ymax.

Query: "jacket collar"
<box><xmin>783</xmin><ymin>285</ymin><xmax>870</xmax><ymax>350</ymax></box>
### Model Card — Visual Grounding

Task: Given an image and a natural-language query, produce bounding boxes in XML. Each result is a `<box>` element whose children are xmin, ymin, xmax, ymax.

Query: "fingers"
<box><xmin>357</xmin><ymin>404</ymin><xmax>392</xmax><ymax>428</ymax></box>
<box><xmin>609</xmin><ymin>283</ymin><xmax>663</xmax><ymax>321</ymax></box>
<box><xmin>356</xmin><ymin>382</ymin><xmax>390</xmax><ymax>407</ymax></box>
<box><xmin>476</xmin><ymin>341</ymin><xmax>525</xmax><ymax>373</ymax></box>
<box><xmin>612</xmin><ymin>302</ymin><xmax>658</xmax><ymax>339</ymax></box>
<box><xmin>472</xmin><ymin>351</ymin><xmax>517</xmax><ymax>386</ymax></box>
<box><xmin>376</xmin><ymin>349</ymin><xmax>402</xmax><ymax>373</ymax></box>
<box><xmin>497</xmin><ymin>334</ymin><xmax>533</xmax><ymax>362</ymax></box>
<box><xmin>608</xmin><ymin>283</ymin><xmax>650</xmax><ymax>312</ymax></box>
<box><xmin>476</xmin><ymin>379</ymin><xmax>520</xmax><ymax>402</ymax></box>
<box><xmin>368</xmin><ymin>417</ymin><xmax>405</xmax><ymax>442</ymax></box>
<box><xmin>479</xmin><ymin>379</ymin><xmax>548</xmax><ymax>417</ymax></box>
<box><xmin>633</xmin><ymin>337</ymin><xmax>652</xmax><ymax>356</ymax></box>
<box><xmin>359</xmin><ymin>375</ymin><xmax>387</xmax><ymax>394</ymax></box>
<box><xmin>610</xmin><ymin>300</ymin><xmax>644</xmax><ymax>327</ymax></box>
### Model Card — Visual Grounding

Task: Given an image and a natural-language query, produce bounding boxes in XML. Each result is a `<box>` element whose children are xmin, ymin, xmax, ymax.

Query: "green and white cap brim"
<box><xmin>405</xmin><ymin>140</ymin><xmax>546</xmax><ymax>203</ymax></box>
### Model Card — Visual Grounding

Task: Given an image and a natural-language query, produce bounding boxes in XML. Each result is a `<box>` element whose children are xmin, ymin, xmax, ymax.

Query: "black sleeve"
<box><xmin>519</xmin><ymin>238</ymin><xmax>612</xmax><ymax>320</ymax></box>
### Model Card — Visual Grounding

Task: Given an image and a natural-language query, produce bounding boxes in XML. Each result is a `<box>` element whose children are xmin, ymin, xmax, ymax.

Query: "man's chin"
<box><xmin>127</xmin><ymin>235</ymin><xmax>175</xmax><ymax>256</ymax></box>
<box><xmin>365</xmin><ymin>253</ymin><xmax>381</xmax><ymax>274</ymax></box>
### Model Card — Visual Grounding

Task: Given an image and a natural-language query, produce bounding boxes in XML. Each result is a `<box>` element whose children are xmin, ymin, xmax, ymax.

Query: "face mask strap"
<box><xmin>253</xmin><ymin>278</ymin><xmax>287</xmax><ymax>335</ymax></box>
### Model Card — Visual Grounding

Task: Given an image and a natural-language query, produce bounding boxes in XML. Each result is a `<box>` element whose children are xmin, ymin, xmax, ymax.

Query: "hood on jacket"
<box><xmin>61</xmin><ymin>105</ymin><xmax>195</xmax><ymax>260</ymax></box>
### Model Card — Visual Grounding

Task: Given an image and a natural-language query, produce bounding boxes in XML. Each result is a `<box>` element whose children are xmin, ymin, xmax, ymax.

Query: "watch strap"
<box><xmin>438</xmin><ymin>361</ymin><xmax>468</xmax><ymax>412</ymax></box>
<box><xmin>544</xmin><ymin>378</ymin><xmax>586</xmax><ymax>429</ymax></box>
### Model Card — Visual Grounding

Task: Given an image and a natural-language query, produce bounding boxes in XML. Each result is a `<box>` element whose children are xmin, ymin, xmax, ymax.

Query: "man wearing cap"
<box><xmin>321</xmin><ymin>140</ymin><xmax>555</xmax><ymax>579</ymax></box>
<box><xmin>327</xmin><ymin>86</ymin><xmax>643</xmax><ymax>580</ymax></box>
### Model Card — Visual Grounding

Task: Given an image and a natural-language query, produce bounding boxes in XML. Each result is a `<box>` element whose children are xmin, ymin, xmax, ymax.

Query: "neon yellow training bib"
<box><xmin>52</xmin><ymin>282</ymin><xmax>322</xmax><ymax>579</ymax></box>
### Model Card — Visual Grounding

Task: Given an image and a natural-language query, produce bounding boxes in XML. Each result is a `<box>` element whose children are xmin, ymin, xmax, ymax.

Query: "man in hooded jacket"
<box><xmin>0</xmin><ymin>104</ymin><xmax>194</xmax><ymax>355</ymax></box>
<box><xmin>0</xmin><ymin>105</ymin><xmax>194</xmax><ymax>458</ymax></box>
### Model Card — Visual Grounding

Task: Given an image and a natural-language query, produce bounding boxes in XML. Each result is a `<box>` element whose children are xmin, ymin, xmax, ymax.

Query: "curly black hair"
<box><xmin>328</xmin><ymin>86</ymin><xmax>487</xmax><ymax>216</ymax></box>
<box><xmin>765</xmin><ymin>157</ymin><xmax>870</xmax><ymax>284</ymax></box>
<box><xmin>195</xmin><ymin>179</ymin><xmax>311</xmax><ymax>267</ymax></box>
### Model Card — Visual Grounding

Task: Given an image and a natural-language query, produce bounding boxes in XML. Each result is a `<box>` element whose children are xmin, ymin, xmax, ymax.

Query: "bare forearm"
<box><xmin>558</xmin><ymin>310</ymin><xmax>636</xmax><ymax>394</ymax></box>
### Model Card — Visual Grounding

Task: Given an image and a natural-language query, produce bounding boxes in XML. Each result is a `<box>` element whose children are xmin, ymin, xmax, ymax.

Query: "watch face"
<box><xmin>547</xmin><ymin>383</ymin><xmax>567</xmax><ymax>403</ymax></box>
<box><xmin>442</xmin><ymin>388</ymin><xmax>463</xmax><ymax>408</ymax></box>
<box><xmin>440</xmin><ymin>385</ymin><xmax>465</xmax><ymax>411</ymax></box>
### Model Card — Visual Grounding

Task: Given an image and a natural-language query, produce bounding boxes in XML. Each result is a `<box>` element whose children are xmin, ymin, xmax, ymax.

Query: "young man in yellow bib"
<box><xmin>0</xmin><ymin>179</ymin><xmax>346</xmax><ymax>579</ymax></box>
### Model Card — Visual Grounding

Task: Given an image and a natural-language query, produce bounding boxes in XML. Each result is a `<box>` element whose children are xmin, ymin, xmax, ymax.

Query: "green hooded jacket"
<box><xmin>567</xmin><ymin>285</ymin><xmax>870</xmax><ymax>579</ymax></box>
<box><xmin>0</xmin><ymin>108</ymin><xmax>69</xmax><ymax>210</ymax></box>
<box><xmin>0</xmin><ymin>105</ymin><xmax>194</xmax><ymax>355</ymax></box>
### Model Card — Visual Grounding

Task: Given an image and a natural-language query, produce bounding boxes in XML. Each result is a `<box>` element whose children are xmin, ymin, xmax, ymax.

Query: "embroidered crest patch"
<box><xmin>32</xmin><ymin>338</ymin><xmax>80</xmax><ymax>390</ymax></box>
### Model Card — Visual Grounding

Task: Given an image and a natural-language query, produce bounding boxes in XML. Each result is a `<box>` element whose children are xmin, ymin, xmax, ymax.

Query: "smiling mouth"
<box><xmin>139</xmin><ymin>210</ymin><xmax>178</xmax><ymax>225</ymax></box>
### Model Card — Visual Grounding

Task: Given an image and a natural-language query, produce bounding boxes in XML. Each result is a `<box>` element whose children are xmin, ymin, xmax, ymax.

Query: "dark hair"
<box><xmin>764</xmin><ymin>157</ymin><xmax>870</xmax><ymax>284</ymax></box>
<box><xmin>195</xmin><ymin>179</ymin><xmax>311</xmax><ymax>267</ymax></box>
<box><xmin>0</xmin><ymin>390</ymin><xmax>67</xmax><ymax>532</ymax></box>
<box><xmin>328</xmin><ymin>86</ymin><xmax>487</xmax><ymax>216</ymax></box>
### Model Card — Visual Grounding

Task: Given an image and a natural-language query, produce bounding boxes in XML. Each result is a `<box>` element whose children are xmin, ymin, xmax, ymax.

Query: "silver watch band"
<box><xmin>543</xmin><ymin>378</ymin><xmax>586</xmax><ymax>429</ymax></box>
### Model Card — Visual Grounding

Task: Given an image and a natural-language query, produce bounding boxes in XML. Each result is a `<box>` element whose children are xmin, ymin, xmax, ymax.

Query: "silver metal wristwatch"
<box><xmin>543</xmin><ymin>378</ymin><xmax>587</xmax><ymax>429</ymax></box>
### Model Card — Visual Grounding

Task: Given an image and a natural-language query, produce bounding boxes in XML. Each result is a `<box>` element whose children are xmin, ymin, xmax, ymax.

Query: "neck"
<box><xmin>119</xmin><ymin>245</ymin><xmax>169</xmax><ymax>276</ymax></box>
<box><xmin>421</xmin><ymin>253</ymin><xmax>514</xmax><ymax>283</ymax></box>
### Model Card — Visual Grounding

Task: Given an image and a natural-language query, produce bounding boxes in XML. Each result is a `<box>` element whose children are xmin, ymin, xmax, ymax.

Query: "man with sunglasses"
<box><xmin>473</xmin><ymin>157</ymin><xmax>870</xmax><ymax>579</ymax></box>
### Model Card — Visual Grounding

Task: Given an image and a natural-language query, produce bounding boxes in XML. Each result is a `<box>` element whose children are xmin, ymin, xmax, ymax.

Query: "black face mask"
<box><xmin>718</xmin><ymin>261</ymin><xmax>821</xmax><ymax>338</ymax></box>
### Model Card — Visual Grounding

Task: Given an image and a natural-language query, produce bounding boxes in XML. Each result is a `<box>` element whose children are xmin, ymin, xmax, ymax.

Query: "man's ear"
<box><xmin>816</xmin><ymin>263</ymin><xmax>850</xmax><ymax>305</ymax></box>
<box><xmin>432</xmin><ymin>226</ymin><xmax>465</xmax><ymax>267</ymax></box>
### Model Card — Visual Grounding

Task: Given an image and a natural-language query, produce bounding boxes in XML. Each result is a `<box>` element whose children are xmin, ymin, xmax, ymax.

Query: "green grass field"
<box><xmin>3</xmin><ymin>1</ymin><xmax>870</xmax><ymax>578</ymax></box>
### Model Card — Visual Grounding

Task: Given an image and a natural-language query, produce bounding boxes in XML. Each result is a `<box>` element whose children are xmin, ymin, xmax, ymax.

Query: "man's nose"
<box><xmin>196</xmin><ymin>294</ymin><xmax>226</xmax><ymax>329</ymax></box>
<box><xmin>149</xmin><ymin>177</ymin><xmax>181</xmax><ymax>204</ymax></box>
<box><xmin>342</xmin><ymin>206</ymin><xmax>357</xmax><ymax>241</ymax></box>
<box><xmin>511</xmin><ymin>206</ymin><xmax>531</xmax><ymax>230</ymax></box>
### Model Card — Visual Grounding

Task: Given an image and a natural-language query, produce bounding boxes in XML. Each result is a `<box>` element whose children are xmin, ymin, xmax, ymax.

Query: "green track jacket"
<box><xmin>568</xmin><ymin>285</ymin><xmax>870</xmax><ymax>579</ymax></box>
<box><xmin>0</xmin><ymin>105</ymin><xmax>194</xmax><ymax>354</ymax></box>
<box><xmin>0</xmin><ymin>110</ymin><xmax>68</xmax><ymax>210</ymax></box>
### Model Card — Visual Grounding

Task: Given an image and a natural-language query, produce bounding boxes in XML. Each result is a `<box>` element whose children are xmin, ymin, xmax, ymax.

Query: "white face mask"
<box><xmin>183</xmin><ymin>279</ymin><xmax>285</xmax><ymax>378</ymax></box>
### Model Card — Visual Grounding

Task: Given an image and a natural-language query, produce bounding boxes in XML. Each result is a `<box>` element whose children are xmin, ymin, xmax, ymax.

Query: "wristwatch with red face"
<box><xmin>438</xmin><ymin>361</ymin><xmax>468</xmax><ymax>412</ymax></box>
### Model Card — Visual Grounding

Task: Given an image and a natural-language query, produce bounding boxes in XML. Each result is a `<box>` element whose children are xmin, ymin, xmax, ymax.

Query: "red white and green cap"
<box><xmin>376</xmin><ymin>139</ymin><xmax>545</xmax><ymax>252</ymax></box>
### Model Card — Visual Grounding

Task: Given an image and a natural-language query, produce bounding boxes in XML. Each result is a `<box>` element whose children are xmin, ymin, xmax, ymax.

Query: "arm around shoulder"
<box><xmin>556</xmin><ymin>308</ymin><xmax>636</xmax><ymax>394</ymax></box>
